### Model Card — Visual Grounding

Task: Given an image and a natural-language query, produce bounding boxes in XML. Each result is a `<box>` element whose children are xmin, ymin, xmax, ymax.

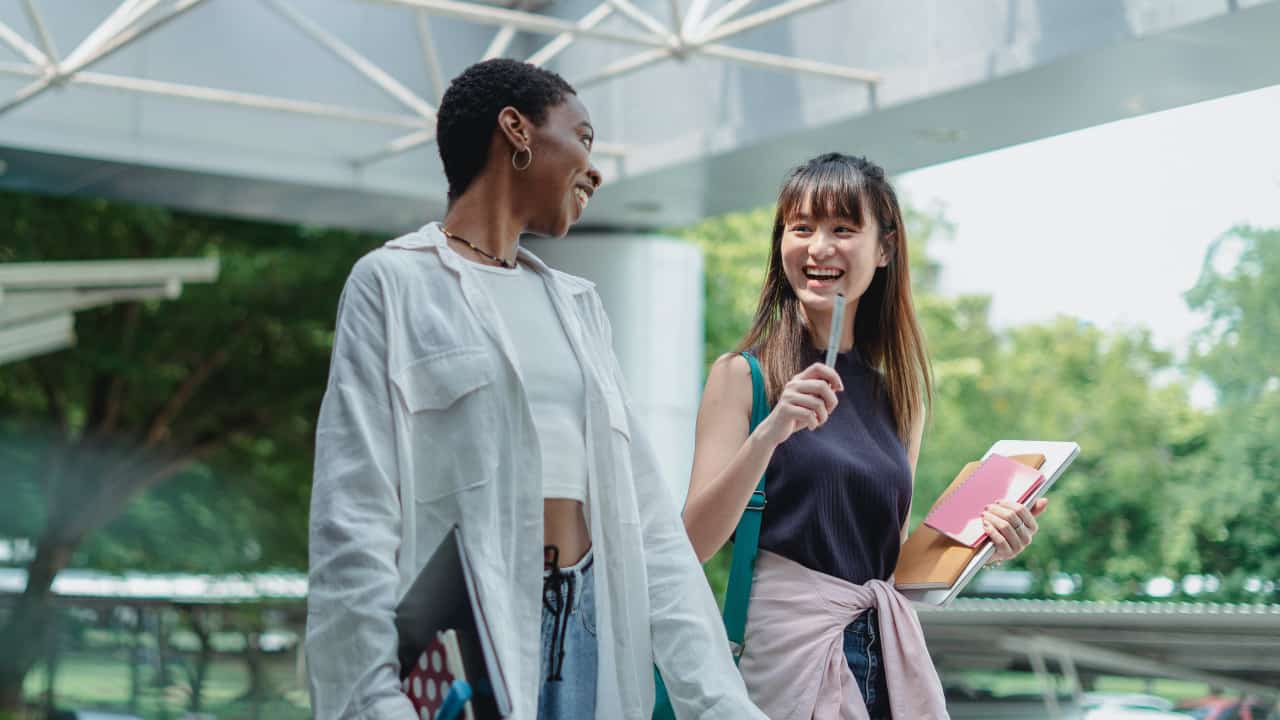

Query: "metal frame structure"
<box><xmin>999</xmin><ymin>633</ymin><xmax>1276</xmax><ymax>718</ymax></box>
<box><xmin>919</xmin><ymin>598</ymin><xmax>1280</xmax><ymax>718</ymax></box>
<box><xmin>0</xmin><ymin>258</ymin><xmax>220</xmax><ymax>364</ymax></box>
<box><xmin>0</xmin><ymin>0</ymin><xmax>879</xmax><ymax>168</ymax></box>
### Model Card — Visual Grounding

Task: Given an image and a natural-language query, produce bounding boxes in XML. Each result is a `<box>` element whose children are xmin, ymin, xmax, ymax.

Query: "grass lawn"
<box><xmin>23</xmin><ymin>651</ymin><xmax>309</xmax><ymax>719</ymax></box>
<box><xmin>25</xmin><ymin>650</ymin><xmax>1214</xmax><ymax>718</ymax></box>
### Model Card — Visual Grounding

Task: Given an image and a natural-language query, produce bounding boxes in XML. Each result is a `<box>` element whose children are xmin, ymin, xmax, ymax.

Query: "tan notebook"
<box><xmin>894</xmin><ymin>453</ymin><xmax>1046</xmax><ymax>591</ymax></box>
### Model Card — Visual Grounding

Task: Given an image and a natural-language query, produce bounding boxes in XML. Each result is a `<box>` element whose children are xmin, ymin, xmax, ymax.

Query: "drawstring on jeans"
<box><xmin>543</xmin><ymin>545</ymin><xmax>575</xmax><ymax>682</ymax></box>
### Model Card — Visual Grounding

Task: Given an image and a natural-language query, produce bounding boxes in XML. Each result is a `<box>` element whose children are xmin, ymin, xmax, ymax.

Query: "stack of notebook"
<box><xmin>895</xmin><ymin>440</ymin><xmax>1079</xmax><ymax>606</ymax></box>
<box><xmin>402</xmin><ymin>629</ymin><xmax>474</xmax><ymax>720</ymax></box>
<box><xmin>396</xmin><ymin>525</ymin><xmax>511</xmax><ymax>718</ymax></box>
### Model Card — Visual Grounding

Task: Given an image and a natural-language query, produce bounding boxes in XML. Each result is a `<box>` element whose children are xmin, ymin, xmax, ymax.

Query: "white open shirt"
<box><xmin>306</xmin><ymin>223</ymin><xmax>763</xmax><ymax>720</ymax></box>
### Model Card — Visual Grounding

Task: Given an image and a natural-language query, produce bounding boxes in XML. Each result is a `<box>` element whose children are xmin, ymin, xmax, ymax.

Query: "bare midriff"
<box><xmin>543</xmin><ymin>498</ymin><xmax>591</xmax><ymax>566</ymax></box>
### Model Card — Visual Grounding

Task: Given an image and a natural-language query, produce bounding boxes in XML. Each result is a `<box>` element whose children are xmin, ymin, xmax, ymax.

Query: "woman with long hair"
<box><xmin>306</xmin><ymin>59</ymin><xmax>763</xmax><ymax>720</ymax></box>
<box><xmin>683</xmin><ymin>153</ymin><xmax>1045</xmax><ymax>718</ymax></box>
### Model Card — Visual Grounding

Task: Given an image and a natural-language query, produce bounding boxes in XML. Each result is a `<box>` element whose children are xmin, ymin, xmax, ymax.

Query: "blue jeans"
<box><xmin>538</xmin><ymin>548</ymin><xmax>597</xmax><ymax>719</ymax></box>
<box><xmin>843</xmin><ymin>608</ymin><xmax>890</xmax><ymax>719</ymax></box>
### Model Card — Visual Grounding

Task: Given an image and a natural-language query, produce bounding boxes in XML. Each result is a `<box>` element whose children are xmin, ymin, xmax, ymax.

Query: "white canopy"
<box><xmin>0</xmin><ymin>257</ymin><xmax>219</xmax><ymax>364</ymax></box>
<box><xmin>1</xmin><ymin>1</ymin><xmax>1278</xmax><ymax>231</ymax></box>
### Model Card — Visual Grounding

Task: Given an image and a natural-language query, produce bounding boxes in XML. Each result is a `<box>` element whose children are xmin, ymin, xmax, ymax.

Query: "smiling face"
<box><xmin>744</xmin><ymin>153</ymin><xmax>928</xmax><ymax>441</ymax></box>
<box><xmin>517</xmin><ymin>94</ymin><xmax>602</xmax><ymax>238</ymax></box>
<box><xmin>779</xmin><ymin>195</ymin><xmax>888</xmax><ymax>315</ymax></box>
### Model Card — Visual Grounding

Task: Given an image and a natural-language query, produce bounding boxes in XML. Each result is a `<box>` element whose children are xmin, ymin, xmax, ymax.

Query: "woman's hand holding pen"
<box><xmin>755</xmin><ymin>363</ymin><xmax>844</xmax><ymax>448</ymax></box>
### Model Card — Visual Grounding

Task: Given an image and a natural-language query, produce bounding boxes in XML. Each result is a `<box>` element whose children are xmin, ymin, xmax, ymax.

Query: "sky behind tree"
<box><xmin>899</xmin><ymin>83</ymin><xmax>1280</xmax><ymax>365</ymax></box>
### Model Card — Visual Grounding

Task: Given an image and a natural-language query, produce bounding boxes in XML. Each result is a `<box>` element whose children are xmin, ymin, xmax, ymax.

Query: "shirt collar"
<box><xmin>386</xmin><ymin>222</ymin><xmax>594</xmax><ymax>296</ymax></box>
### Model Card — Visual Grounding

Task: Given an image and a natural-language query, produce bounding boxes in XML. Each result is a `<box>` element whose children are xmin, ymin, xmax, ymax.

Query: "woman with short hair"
<box><xmin>307</xmin><ymin>59</ymin><xmax>763</xmax><ymax>720</ymax></box>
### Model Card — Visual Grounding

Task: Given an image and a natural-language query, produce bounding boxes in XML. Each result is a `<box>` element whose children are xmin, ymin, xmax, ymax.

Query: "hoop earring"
<box><xmin>512</xmin><ymin>146</ymin><xmax>532</xmax><ymax>171</ymax></box>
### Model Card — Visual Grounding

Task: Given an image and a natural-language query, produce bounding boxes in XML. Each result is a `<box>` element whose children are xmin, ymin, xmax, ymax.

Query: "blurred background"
<box><xmin>1</xmin><ymin>1</ymin><xmax>1278</xmax><ymax>718</ymax></box>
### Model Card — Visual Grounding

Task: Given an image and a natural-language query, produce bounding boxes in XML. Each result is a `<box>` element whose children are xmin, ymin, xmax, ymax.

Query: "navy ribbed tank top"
<box><xmin>756</xmin><ymin>345</ymin><xmax>913</xmax><ymax>586</ymax></box>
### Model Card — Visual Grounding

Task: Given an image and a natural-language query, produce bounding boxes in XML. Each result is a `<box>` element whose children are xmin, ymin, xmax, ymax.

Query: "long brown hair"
<box><xmin>737</xmin><ymin>153</ymin><xmax>932</xmax><ymax>441</ymax></box>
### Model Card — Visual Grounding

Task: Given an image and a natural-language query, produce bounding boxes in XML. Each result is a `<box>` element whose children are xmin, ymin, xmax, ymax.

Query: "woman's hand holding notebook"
<box><xmin>922</xmin><ymin>453</ymin><xmax>1045</xmax><ymax>547</ymax></box>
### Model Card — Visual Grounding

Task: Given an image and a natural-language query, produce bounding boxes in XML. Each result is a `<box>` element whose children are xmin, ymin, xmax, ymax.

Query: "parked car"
<box><xmin>1084</xmin><ymin>707</ymin><xmax>1196</xmax><ymax>720</ymax></box>
<box><xmin>1176</xmin><ymin>696</ymin><xmax>1277</xmax><ymax>720</ymax></box>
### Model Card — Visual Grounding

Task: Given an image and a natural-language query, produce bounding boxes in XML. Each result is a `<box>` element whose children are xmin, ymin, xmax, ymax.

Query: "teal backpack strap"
<box><xmin>721</xmin><ymin>351</ymin><xmax>770</xmax><ymax>661</ymax></box>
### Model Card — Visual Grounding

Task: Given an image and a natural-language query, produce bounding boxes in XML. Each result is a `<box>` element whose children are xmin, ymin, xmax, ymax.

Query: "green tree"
<box><xmin>917</xmin><ymin>319</ymin><xmax>1215</xmax><ymax>598</ymax></box>
<box><xmin>1183</xmin><ymin>226</ymin><xmax>1280</xmax><ymax>596</ymax></box>
<box><xmin>678</xmin><ymin>206</ymin><xmax>776</xmax><ymax>370</ymax></box>
<box><xmin>0</xmin><ymin>192</ymin><xmax>376</xmax><ymax>713</ymax></box>
<box><xmin>1186</xmin><ymin>226</ymin><xmax>1280</xmax><ymax>405</ymax></box>
<box><xmin>676</xmin><ymin>209</ymin><xmax>773</xmax><ymax>601</ymax></box>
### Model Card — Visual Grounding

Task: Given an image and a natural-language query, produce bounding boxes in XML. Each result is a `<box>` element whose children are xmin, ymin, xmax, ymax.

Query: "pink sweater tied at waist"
<box><xmin>737</xmin><ymin>550</ymin><xmax>949</xmax><ymax>719</ymax></box>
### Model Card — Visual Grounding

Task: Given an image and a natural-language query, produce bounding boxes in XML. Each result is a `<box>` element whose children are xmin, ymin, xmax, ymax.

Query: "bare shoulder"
<box><xmin>708</xmin><ymin>352</ymin><xmax>751</xmax><ymax>385</ymax></box>
<box><xmin>701</xmin><ymin>352</ymin><xmax>754</xmax><ymax>416</ymax></box>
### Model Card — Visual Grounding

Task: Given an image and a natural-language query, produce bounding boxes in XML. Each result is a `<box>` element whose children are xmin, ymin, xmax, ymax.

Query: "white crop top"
<box><xmin>469</xmin><ymin>259</ymin><xmax>589</xmax><ymax>503</ymax></box>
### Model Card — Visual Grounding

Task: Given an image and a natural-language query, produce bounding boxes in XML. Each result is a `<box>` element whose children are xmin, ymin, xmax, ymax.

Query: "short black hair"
<box><xmin>436</xmin><ymin>59</ymin><xmax>576</xmax><ymax>201</ymax></box>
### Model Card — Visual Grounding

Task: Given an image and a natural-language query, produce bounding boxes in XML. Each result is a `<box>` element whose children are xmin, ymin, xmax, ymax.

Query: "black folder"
<box><xmin>395</xmin><ymin>525</ymin><xmax>512</xmax><ymax>718</ymax></box>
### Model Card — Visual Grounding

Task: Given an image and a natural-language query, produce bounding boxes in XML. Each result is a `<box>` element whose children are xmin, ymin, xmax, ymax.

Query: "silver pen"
<box><xmin>825</xmin><ymin>292</ymin><xmax>846</xmax><ymax>367</ymax></box>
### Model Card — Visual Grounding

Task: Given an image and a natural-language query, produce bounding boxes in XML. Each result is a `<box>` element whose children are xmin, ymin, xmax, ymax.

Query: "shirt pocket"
<box><xmin>392</xmin><ymin>346</ymin><xmax>497</xmax><ymax>500</ymax></box>
<box><xmin>394</xmin><ymin>346</ymin><xmax>494</xmax><ymax>411</ymax></box>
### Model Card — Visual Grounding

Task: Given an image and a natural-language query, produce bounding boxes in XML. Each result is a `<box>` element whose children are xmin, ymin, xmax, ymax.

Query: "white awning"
<box><xmin>0</xmin><ymin>566</ymin><xmax>306</xmax><ymax>604</ymax></box>
<box><xmin>0</xmin><ymin>257</ymin><xmax>220</xmax><ymax>364</ymax></box>
<box><xmin>3</xmin><ymin>2</ymin><xmax>1279</xmax><ymax>230</ymax></box>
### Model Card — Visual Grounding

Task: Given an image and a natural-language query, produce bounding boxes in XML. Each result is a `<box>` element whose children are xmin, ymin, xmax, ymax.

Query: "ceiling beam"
<box><xmin>266</xmin><ymin>0</ymin><xmax>437</xmax><ymax>120</ymax></box>
<box><xmin>699</xmin><ymin>44</ymin><xmax>879</xmax><ymax>83</ymax></box>
<box><xmin>368</xmin><ymin>0</ymin><xmax>670</xmax><ymax>49</ymax></box>
<box><xmin>0</xmin><ymin>16</ymin><xmax>47</xmax><ymax>67</ymax></box>
<box><xmin>21</xmin><ymin>0</ymin><xmax>60</xmax><ymax>65</ymax></box>
<box><xmin>414</xmin><ymin>11</ymin><xmax>447</xmax><ymax>101</ymax></box>
<box><xmin>526</xmin><ymin>3</ymin><xmax>614</xmax><ymax>67</ymax></box>
<box><xmin>694</xmin><ymin>0</ymin><xmax>752</xmax><ymax>38</ymax></box>
<box><xmin>0</xmin><ymin>0</ymin><xmax>208</xmax><ymax>117</ymax></box>
<box><xmin>697</xmin><ymin>0</ymin><xmax>838</xmax><ymax>44</ymax></box>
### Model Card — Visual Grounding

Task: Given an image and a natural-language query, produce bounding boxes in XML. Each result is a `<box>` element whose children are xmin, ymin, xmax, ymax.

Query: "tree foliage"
<box><xmin>1183</xmin><ymin>226</ymin><xmax>1280</xmax><ymax>588</ymax></box>
<box><xmin>0</xmin><ymin>192</ymin><xmax>378</xmax><ymax>711</ymax></box>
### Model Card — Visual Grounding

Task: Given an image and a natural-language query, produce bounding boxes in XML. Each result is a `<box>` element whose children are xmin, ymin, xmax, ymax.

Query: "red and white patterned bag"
<box><xmin>401</xmin><ymin>629</ymin><xmax>474</xmax><ymax>720</ymax></box>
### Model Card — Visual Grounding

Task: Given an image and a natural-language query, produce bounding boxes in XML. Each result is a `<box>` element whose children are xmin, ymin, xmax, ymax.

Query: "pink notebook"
<box><xmin>923</xmin><ymin>453</ymin><xmax>1045</xmax><ymax>547</ymax></box>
